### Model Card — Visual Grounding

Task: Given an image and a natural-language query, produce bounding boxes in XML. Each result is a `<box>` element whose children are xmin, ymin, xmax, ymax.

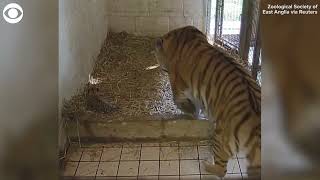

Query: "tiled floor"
<box><xmin>62</xmin><ymin>141</ymin><xmax>248</xmax><ymax>180</ymax></box>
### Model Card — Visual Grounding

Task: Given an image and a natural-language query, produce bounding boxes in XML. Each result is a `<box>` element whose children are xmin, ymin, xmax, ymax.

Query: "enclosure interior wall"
<box><xmin>59</xmin><ymin>0</ymin><xmax>109</xmax><ymax>151</ymax></box>
<box><xmin>107</xmin><ymin>0</ymin><xmax>206</xmax><ymax>36</ymax></box>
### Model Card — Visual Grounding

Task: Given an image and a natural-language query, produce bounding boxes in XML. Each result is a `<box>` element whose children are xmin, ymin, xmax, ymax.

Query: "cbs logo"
<box><xmin>3</xmin><ymin>3</ymin><xmax>23</xmax><ymax>24</ymax></box>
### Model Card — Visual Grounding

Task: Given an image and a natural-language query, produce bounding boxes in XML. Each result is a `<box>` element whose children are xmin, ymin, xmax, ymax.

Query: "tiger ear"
<box><xmin>155</xmin><ymin>38</ymin><xmax>163</xmax><ymax>49</ymax></box>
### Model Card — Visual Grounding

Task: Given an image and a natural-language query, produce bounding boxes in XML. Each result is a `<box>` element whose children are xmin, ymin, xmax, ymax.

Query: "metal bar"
<box><xmin>205</xmin><ymin>0</ymin><xmax>212</xmax><ymax>35</ymax></box>
<box><xmin>252</xmin><ymin>22</ymin><xmax>261</xmax><ymax>81</ymax></box>
<box><xmin>250</xmin><ymin>0</ymin><xmax>261</xmax><ymax>81</ymax></box>
<box><xmin>214</xmin><ymin>0</ymin><xmax>224</xmax><ymax>41</ymax></box>
<box><xmin>239</xmin><ymin>0</ymin><xmax>254</xmax><ymax>61</ymax></box>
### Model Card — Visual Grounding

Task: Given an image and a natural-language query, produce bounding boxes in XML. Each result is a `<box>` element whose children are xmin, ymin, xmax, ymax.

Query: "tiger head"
<box><xmin>154</xmin><ymin>32</ymin><xmax>175</xmax><ymax>73</ymax></box>
<box><xmin>154</xmin><ymin>26</ymin><xmax>206</xmax><ymax>73</ymax></box>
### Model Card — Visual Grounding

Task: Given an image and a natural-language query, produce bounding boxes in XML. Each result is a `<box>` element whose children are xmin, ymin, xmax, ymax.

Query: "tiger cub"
<box><xmin>154</xmin><ymin>26</ymin><xmax>261</xmax><ymax>178</ymax></box>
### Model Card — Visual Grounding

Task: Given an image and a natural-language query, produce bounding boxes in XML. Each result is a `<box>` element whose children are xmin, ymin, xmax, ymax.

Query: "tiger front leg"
<box><xmin>175</xmin><ymin>94</ymin><xmax>197</xmax><ymax>117</ymax></box>
<box><xmin>170</xmin><ymin>77</ymin><xmax>198</xmax><ymax>118</ymax></box>
<box><xmin>203</xmin><ymin>134</ymin><xmax>229</xmax><ymax>177</ymax></box>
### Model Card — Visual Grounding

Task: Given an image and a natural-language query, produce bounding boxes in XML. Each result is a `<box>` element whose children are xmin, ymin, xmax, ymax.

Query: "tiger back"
<box><xmin>154</xmin><ymin>26</ymin><xmax>261</xmax><ymax>178</ymax></box>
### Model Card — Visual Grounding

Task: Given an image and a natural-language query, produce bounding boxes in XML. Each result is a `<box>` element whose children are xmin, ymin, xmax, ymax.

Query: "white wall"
<box><xmin>59</xmin><ymin>0</ymin><xmax>109</xmax><ymax>149</ymax></box>
<box><xmin>107</xmin><ymin>0</ymin><xmax>206</xmax><ymax>36</ymax></box>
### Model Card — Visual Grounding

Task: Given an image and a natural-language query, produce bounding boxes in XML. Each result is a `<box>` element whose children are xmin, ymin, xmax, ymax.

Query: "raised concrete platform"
<box><xmin>66</xmin><ymin>117</ymin><xmax>212</xmax><ymax>143</ymax></box>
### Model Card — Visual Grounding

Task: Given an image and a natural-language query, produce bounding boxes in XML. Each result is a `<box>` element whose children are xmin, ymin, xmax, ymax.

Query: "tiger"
<box><xmin>154</xmin><ymin>26</ymin><xmax>261</xmax><ymax>178</ymax></box>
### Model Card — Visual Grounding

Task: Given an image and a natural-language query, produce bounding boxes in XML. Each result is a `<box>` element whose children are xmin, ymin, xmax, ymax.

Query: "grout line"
<box><xmin>158</xmin><ymin>144</ymin><xmax>161</xmax><ymax>180</ymax></box>
<box><xmin>73</xmin><ymin>149</ymin><xmax>84</xmax><ymax>177</ymax></box>
<box><xmin>137</xmin><ymin>144</ymin><xmax>142</xmax><ymax>178</ymax></box>
<box><xmin>178</xmin><ymin>144</ymin><xmax>181</xmax><ymax>180</ymax></box>
<box><xmin>236</xmin><ymin>154</ymin><xmax>244</xmax><ymax>180</ymax></box>
<box><xmin>94</xmin><ymin>147</ymin><xmax>104</xmax><ymax>179</ymax></box>
<box><xmin>197</xmin><ymin>145</ymin><xmax>202</xmax><ymax>180</ymax></box>
<box><xmin>116</xmin><ymin>145</ymin><xmax>124</xmax><ymax>180</ymax></box>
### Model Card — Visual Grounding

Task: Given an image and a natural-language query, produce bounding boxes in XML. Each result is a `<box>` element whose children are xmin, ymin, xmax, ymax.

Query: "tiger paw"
<box><xmin>203</xmin><ymin>160</ymin><xmax>226</xmax><ymax>178</ymax></box>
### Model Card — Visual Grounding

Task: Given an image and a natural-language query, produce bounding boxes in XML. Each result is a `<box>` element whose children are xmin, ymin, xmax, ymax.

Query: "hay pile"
<box><xmin>63</xmin><ymin>32</ymin><xmax>184</xmax><ymax>122</ymax></box>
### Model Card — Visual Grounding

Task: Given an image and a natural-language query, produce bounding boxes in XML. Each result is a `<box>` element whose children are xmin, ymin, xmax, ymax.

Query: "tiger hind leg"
<box><xmin>203</xmin><ymin>135</ymin><xmax>229</xmax><ymax>177</ymax></box>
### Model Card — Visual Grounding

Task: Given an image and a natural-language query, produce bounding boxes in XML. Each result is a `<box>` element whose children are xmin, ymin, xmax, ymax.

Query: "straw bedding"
<box><xmin>62</xmin><ymin>32</ymin><xmax>186</xmax><ymax>122</ymax></box>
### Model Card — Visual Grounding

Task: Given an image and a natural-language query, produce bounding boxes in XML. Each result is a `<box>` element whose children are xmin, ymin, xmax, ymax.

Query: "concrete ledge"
<box><xmin>67</xmin><ymin>119</ymin><xmax>212</xmax><ymax>142</ymax></box>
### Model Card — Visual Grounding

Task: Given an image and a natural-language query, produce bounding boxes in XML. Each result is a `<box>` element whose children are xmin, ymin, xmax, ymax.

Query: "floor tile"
<box><xmin>117</xmin><ymin>177</ymin><xmax>138</xmax><ymax>180</ymax></box>
<box><xmin>118</xmin><ymin>161</ymin><xmax>139</xmax><ymax>176</ymax></box>
<box><xmin>121</xmin><ymin>147</ymin><xmax>141</xmax><ymax>160</ymax></box>
<box><xmin>81</xmin><ymin>143</ymin><xmax>105</xmax><ymax>148</ymax></box>
<box><xmin>197</xmin><ymin>157</ymin><xmax>241</xmax><ymax>173</ymax></box>
<box><xmin>201</xmin><ymin>174</ymin><xmax>221</xmax><ymax>180</ymax></box>
<box><xmin>223</xmin><ymin>173</ymin><xmax>243</xmax><ymax>179</ymax></box>
<box><xmin>227</xmin><ymin>159</ymin><xmax>241</xmax><ymax>174</ymax></box>
<box><xmin>198</xmin><ymin>140</ymin><xmax>212</xmax><ymax>146</ymax></box>
<box><xmin>200</xmin><ymin>159</ymin><xmax>241</xmax><ymax>175</ymax></box>
<box><xmin>138</xmin><ymin>176</ymin><xmax>158</xmax><ymax>180</ymax></box>
<box><xmin>140</xmin><ymin>147</ymin><xmax>160</xmax><ymax>160</ymax></box>
<box><xmin>80</xmin><ymin>148</ymin><xmax>102</xmax><ymax>161</ymax></box>
<box><xmin>159</xmin><ymin>161</ymin><xmax>179</xmax><ymax>175</ymax></box>
<box><xmin>101</xmin><ymin>147</ymin><xmax>122</xmax><ymax>161</ymax></box>
<box><xmin>199</xmin><ymin>160</ymin><xmax>214</xmax><ymax>175</ymax></box>
<box><xmin>66</xmin><ymin>145</ymin><xmax>83</xmax><ymax>161</ymax></box>
<box><xmin>71</xmin><ymin>177</ymin><xmax>95</xmax><ymax>180</ymax></box>
<box><xmin>180</xmin><ymin>175</ymin><xmax>201</xmax><ymax>180</ymax></box>
<box><xmin>159</xmin><ymin>175</ymin><xmax>180</xmax><ymax>180</ymax></box>
<box><xmin>198</xmin><ymin>146</ymin><xmax>212</xmax><ymax>160</ymax></box>
<box><xmin>160</xmin><ymin>147</ymin><xmax>179</xmax><ymax>160</ymax></box>
<box><xmin>95</xmin><ymin>177</ymin><xmax>118</xmax><ymax>180</ymax></box>
<box><xmin>123</xmin><ymin>142</ymin><xmax>142</xmax><ymax>148</ymax></box>
<box><xmin>75</xmin><ymin>162</ymin><xmax>99</xmax><ymax>176</ymax></box>
<box><xmin>139</xmin><ymin>161</ymin><xmax>159</xmax><ymax>176</ymax></box>
<box><xmin>96</xmin><ymin>161</ymin><xmax>119</xmax><ymax>176</ymax></box>
<box><xmin>63</xmin><ymin>162</ymin><xmax>78</xmax><ymax>176</ymax></box>
<box><xmin>179</xmin><ymin>146</ymin><xmax>198</xmax><ymax>160</ymax></box>
<box><xmin>179</xmin><ymin>141</ymin><xmax>198</xmax><ymax>146</ymax></box>
<box><xmin>237</xmin><ymin>158</ymin><xmax>248</xmax><ymax>173</ymax></box>
<box><xmin>160</xmin><ymin>141</ymin><xmax>179</xmax><ymax>147</ymax></box>
<box><xmin>180</xmin><ymin>160</ymin><xmax>200</xmax><ymax>175</ymax></box>
<box><xmin>200</xmin><ymin>163</ymin><xmax>244</xmax><ymax>178</ymax></box>
<box><xmin>104</xmin><ymin>143</ymin><xmax>122</xmax><ymax>148</ymax></box>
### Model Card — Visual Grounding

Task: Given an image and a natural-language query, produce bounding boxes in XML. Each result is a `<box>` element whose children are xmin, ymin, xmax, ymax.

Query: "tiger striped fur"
<box><xmin>154</xmin><ymin>26</ymin><xmax>261</xmax><ymax>178</ymax></box>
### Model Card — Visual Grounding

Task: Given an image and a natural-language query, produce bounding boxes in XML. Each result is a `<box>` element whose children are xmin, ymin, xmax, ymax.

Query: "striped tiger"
<box><xmin>154</xmin><ymin>26</ymin><xmax>261</xmax><ymax>178</ymax></box>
